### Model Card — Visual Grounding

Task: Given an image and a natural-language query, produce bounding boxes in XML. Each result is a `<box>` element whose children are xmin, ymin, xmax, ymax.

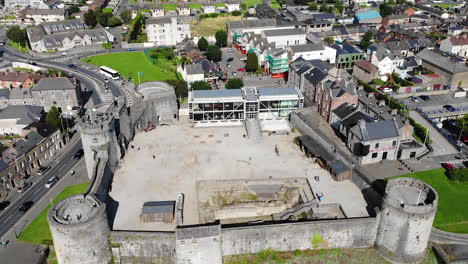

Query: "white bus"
<box><xmin>99</xmin><ymin>66</ymin><xmax>120</xmax><ymax>80</ymax></box>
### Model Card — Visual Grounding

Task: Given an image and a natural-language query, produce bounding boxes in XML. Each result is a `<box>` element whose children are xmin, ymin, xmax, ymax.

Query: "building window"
<box><xmin>375</xmin><ymin>143</ymin><xmax>379</xmax><ymax>149</ymax></box>
<box><xmin>372</xmin><ymin>153</ymin><xmax>378</xmax><ymax>158</ymax></box>
<box><xmin>392</xmin><ymin>140</ymin><xmax>397</xmax><ymax>146</ymax></box>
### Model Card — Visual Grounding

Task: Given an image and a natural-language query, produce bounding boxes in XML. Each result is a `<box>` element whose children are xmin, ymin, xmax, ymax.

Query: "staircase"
<box><xmin>245</xmin><ymin>119</ymin><xmax>262</xmax><ymax>143</ymax></box>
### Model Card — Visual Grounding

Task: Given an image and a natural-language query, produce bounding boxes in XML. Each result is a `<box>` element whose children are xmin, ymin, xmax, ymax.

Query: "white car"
<box><xmin>382</xmin><ymin>88</ymin><xmax>393</xmax><ymax>93</ymax></box>
<box><xmin>227</xmin><ymin>48</ymin><xmax>236</xmax><ymax>52</ymax></box>
<box><xmin>45</xmin><ymin>176</ymin><xmax>58</xmax><ymax>188</ymax></box>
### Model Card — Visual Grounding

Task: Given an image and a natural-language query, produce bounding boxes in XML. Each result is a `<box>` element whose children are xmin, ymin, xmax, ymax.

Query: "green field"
<box><xmin>391</xmin><ymin>169</ymin><xmax>468</xmax><ymax>233</ymax></box>
<box><xmin>81</xmin><ymin>51</ymin><xmax>180</xmax><ymax>84</ymax></box>
<box><xmin>243</xmin><ymin>0</ymin><xmax>263</xmax><ymax>8</ymax></box>
<box><xmin>10</xmin><ymin>41</ymin><xmax>29</xmax><ymax>53</ymax></box>
<box><xmin>224</xmin><ymin>247</ymin><xmax>438</xmax><ymax>264</ymax></box>
<box><xmin>102</xmin><ymin>7</ymin><xmax>113</xmax><ymax>13</ymax></box>
<box><xmin>215</xmin><ymin>3</ymin><xmax>226</xmax><ymax>7</ymax></box>
<box><xmin>18</xmin><ymin>183</ymin><xmax>89</xmax><ymax>244</ymax></box>
<box><xmin>161</xmin><ymin>3</ymin><xmax>178</xmax><ymax>11</ymax></box>
<box><xmin>191</xmin><ymin>15</ymin><xmax>242</xmax><ymax>36</ymax></box>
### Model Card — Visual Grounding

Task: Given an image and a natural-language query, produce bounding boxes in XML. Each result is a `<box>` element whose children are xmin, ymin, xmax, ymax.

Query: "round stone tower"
<box><xmin>48</xmin><ymin>194</ymin><xmax>112</xmax><ymax>264</ymax></box>
<box><xmin>375</xmin><ymin>177</ymin><xmax>438</xmax><ymax>263</ymax></box>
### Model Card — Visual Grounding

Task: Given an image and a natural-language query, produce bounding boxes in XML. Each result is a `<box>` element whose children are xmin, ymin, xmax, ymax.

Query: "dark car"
<box><xmin>37</xmin><ymin>166</ymin><xmax>50</xmax><ymax>175</ymax></box>
<box><xmin>227</xmin><ymin>57</ymin><xmax>234</xmax><ymax>62</ymax></box>
<box><xmin>73</xmin><ymin>149</ymin><xmax>84</xmax><ymax>159</ymax></box>
<box><xmin>18</xmin><ymin>201</ymin><xmax>34</xmax><ymax>213</ymax></box>
<box><xmin>68</xmin><ymin>64</ymin><xmax>77</xmax><ymax>69</ymax></box>
<box><xmin>0</xmin><ymin>201</ymin><xmax>10</xmax><ymax>211</ymax></box>
<box><xmin>29</xmin><ymin>61</ymin><xmax>37</xmax><ymax>66</ymax></box>
<box><xmin>420</xmin><ymin>95</ymin><xmax>430</xmax><ymax>101</ymax></box>
<box><xmin>17</xmin><ymin>182</ymin><xmax>32</xmax><ymax>193</ymax></box>
<box><xmin>443</xmin><ymin>105</ymin><xmax>456</xmax><ymax>112</ymax></box>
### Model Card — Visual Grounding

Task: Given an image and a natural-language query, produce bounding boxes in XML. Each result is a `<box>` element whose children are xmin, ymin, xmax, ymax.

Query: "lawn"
<box><xmin>188</xmin><ymin>3</ymin><xmax>202</xmax><ymax>9</ymax></box>
<box><xmin>224</xmin><ymin>247</ymin><xmax>438</xmax><ymax>264</ymax></box>
<box><xmin>18</xmin><ymin>182</ymin><xmax>89</xmax><ymax>244</ymax></box>
<box><xmin>161</xmin><ymin>4</ymin><xmax>178</xmax><ymax>11</ymax></box>
<box><xmin>191</xmin><ymin>15</ymin><xmax>242</xmax><ymax>36</ymax></box>
<box><xmin>215</xmin><ymin>3</ymin><xmax>225</xmax><ymax>7</ymax></box>
<box><xmin>243</xmin><ymin>0</ymin><xmax>263</xmax><ymax>8</ymax></box>
<box><xmin>271</xmin><ymin>0</ymin><xmax>282</xmax><ymax>9</ymax></box>
<box><xmin>390</xmin><ymin>169</ymin><xmax>468</xmax><ymax>233</ymax></box>
<box><xmin>434</xmin><ymin>3</ymin><xmax>456</xmax><ymax>9</ymax></box>
<box><xmin>81</xmin><ymin>51</ymin><xmax>180</xmax><ymax>84</ymax></box>
<box><xmin>102</xmin><ymin>7</ymin><xmax>113</xmax><ymax>13</ymax></box>
<box><xmin>10</xmin><ymin>41</ymin><xmax>29</xmax><ymax>53</ymax></box>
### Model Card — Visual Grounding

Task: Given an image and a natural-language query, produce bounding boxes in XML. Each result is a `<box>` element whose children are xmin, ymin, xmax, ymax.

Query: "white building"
<box><xmin>151</xmin><ymin>7</ymin><xmax>165</xmax><ymax>17</ymax></box>
<box><xmin>352</xmin><ymin>0</ymin><xmax>369</xmax><ymax>5</ymax></box>
<box><xmin>177</xmin><ymin>5</ymin><xmax>191</xmax><ymax>16</ymax></box>
<box><xmin>202</xmin><ymin>4</ymin><xmax>216</xmax><ymax>14</ymax></box>
<box><xmin>261</xmin><ymin>28</ymin><xmax>307</xmax><ymax>48</ymax></box>
<box><xmin>178</xmin><ymin>64</ymin><xmax>205</xmax><ymax>88</ymax></box>
<box><xmin>288</xmin><ymin>44</ymin><xmax>337</xmax><ymax>64</ymax></box>
<box><xmin>5</xmin><ymin>0</ymin><xmax>49</xmax><ymax>8</ymax></box>
<box><xmin>226</xmin><ymin>0</ymin><xmax>241</xmax><ymax>12</ymax></box>
<box><xmin>21</xmin><ymin>8</ymin><xmax>66</xmax><ymax>24</ymax></box>
<box><xmin>146</xmin><ymin>17</ymin><xmax>191</xmax><ymax>46</ymax></box>
<box><xmin>440</xmin><ymin>36</ymin><xmax>468</xmax><ymax>58</ymax></box>
<box><xmin>0</xmin><ymin>105</ymin><xmax>44</xmax><ymax>135</ymax></box>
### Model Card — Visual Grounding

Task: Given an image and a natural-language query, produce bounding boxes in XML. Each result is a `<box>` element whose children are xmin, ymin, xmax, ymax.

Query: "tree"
<box><xmin>191</xmin><ymin>81</ymin><xmax>212</xmax><ymax>90</ymax></box>
<box><xmin>359</xmin><ymin>30</ymin><xmax>373</xmax><ymax>50</ymax></box>
<box><xmin>84</xmin><ymin>10</ymin><xmax>97</xmax><ymax>27</ymax></box>
<box><xmin>206</xmin><ymin>45</ymin><xmax>222</xmax><ymax>62</ymax></box>
<box><xmin>45</xmin><ymin>106</ymin><xmax>61</xmax><ymax>129</ymax></box>
<box><xmin>245</xmin><ymin>52</ymin><xmax>259</xmax><ymax>72</ymax></box>
<box><xmin>215</xmin><ymin>30</ymin><xmax>227</xmax><ymax>47</ymax></box>
<box><xmin>308</xmin><ymin>2</ymin><xmax>318</xmax><ymax>11</ymax></box>
<box><xmin>107</xmin><ymin>16</ymin><xmax>122</xmax><ymax>27</ymax></box>
<box><xmin>327</xmin><ymin>6</ymin><xmax>335</xmax><ymax>13</ymax></box>
<box><xmin>324</xmin><ymin>37</ymin><xmax>334</xmax><ymax>44</ymax></box>
<box><xmin>334</xmin><ymin>2</ymin><xmax>344</xmax><ymax>14</ymax></box>
<box><xmin>96</xmin><ymin>10</ymin><xmax>112</xmax><ymax>26</ymax></box>
<box><xmin>379</xmin><ymin>3</ymin><xmax>393</xmax><ymax>17</ymax></box>
<box><xmin>167</xmin><ymin>80</ymin><xmax>188</xmax><ymax>98</ymax></box>
<box><xmin>67</xmin><ymin>5</ymin><xmax>81</xmax><ymax>15</ymax></box>
<box><xmin>226</xmin><ymin>78</ymin><xmax>244</xmax><ymax>89</ymax></box>
<box><xmin>319</xmin><ymin>4</ymin><xmax>328</xmax><ymax>12</ymax></box>
<box><xmin>240</xmin><ymin>3</ymin><xmax>247</xmax><ymax>10</ymax></box>
<box><xmin>6</xmin><ymin>26</ymin><xmax>27</xmax><ymax>47</ymax></box>
<box><xmin>128</xmin><ymin>14</ymin><xmax>144</xmax><ymax>42</ymax></box>
<box><xmin>120</xmin><ymin>9</ymin><xmax>132</xmax><ymax>24</ymax></box>
<box><xmin>198</xmin><ymin>37</ymin><xmax>208</xmax><ymax>51</ymax></box>
<box><xmin>231</xmin><ymin>11</ymin><xmax>242</xmax><ymax>16</ymax></box>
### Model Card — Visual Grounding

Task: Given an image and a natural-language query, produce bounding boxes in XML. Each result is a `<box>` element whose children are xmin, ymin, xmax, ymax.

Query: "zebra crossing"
<box><xmin>441</xmin><ymin>159</ymin><xmax>468</xmax><ymax>165</ymax></box>
<box><xmin>51</xmin><ymin>56</ymin><xmax>75</xmax><ymax>63</ymax></box>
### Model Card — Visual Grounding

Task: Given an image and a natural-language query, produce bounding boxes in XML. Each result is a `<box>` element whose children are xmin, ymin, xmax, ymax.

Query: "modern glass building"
<box><xmin>188</xmin><ymin>87</ymin><xmax>304</xmax><ymax>124</ymax></box>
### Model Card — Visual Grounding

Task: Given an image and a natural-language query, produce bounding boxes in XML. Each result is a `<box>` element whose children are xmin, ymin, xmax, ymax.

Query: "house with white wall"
<box><xmin>178</xmin><ymin>64</ymin><xmax>205</xmax><ymax>88</ymax></box>
<box><xmin>288</xmin><ymin>44</ymin><xmax>336</xmax><ymax>64</ymax></box>
<box><xmin>440</xmin><ymin>36</ymin><xmax>468</xmax><ymax>58</ymax></box>
<box><xmin>151</xmin><ymin>6</ymin><xmax>165</xmax><ymax>17</ymax></box>
<box><xmin>261</xmin><ymin>28</ymin><xmax>307</xmax><ymax>48</ymax></box>
<box><xmin>146</xmin><ymin>17</ymin><xmax>191</xmax><ymax>46</ymax></box>
<box><xmin>202</xmin><ymin>4</ymin><xmax>216</xmax><ymax>14</ymax></box>
<box><xmin>226</xmin><ymin>0</ymin><xmax>241</xmax><ymax>12</ymax></box>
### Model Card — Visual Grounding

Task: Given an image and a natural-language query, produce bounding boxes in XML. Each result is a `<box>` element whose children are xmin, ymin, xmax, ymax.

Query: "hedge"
<box><xmin>446</xmin><ymin>168</ymin><xmax>468</xmax><ymax>182</ymax></box>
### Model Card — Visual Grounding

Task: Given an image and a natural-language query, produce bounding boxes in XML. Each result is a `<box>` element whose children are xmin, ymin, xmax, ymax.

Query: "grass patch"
<box><xmin>434</xmin><ymin>3</ymin><xmax>456</xmax><ymax>9</ymax></box>
<box><xmin>390</xmin><ymin>169</ymin><xmax>468</xmax><ymax>233</ymax></box>
<box><xmin>81</xmin><ymin>51</ymin><xmax>180</xmax><ymax>84</ymax></box>
<box><xmin>18</xmin><ymin>182</ymin><xmax>89</xmax><ymax>244</ymax></box>
<box><xmin>188</xmin><ymin>3</ymin><xmax>202</xmax><ymax>9</ymax></box>
<box><xmin>102</xmin><ymin>8</ymin><xmax>113</xmax><ymax>13</ymax></box>
<box><xmin>191</xmin><ymin>15</ymin><xmax>242</xmax><ymax>36</ymax></box>
<box><xmin>271</xmin><ymin>0</ymin><xmax>282</xmax><ymax>9</ymax></box>
<box><xmin>215</xmin><ymin>3</ymin><xmax>225</xmax><ymax>7</ymax></box>
<box><xmin>10</xmin><ymin>41</ymin><xmax>29</xmax><ymax>53</ymax></box>
<box><xmin>161</xmin><ymin>4</ymin><xmax>178</xmax><ymax>11</ymax></box>
<box><xmin>243</xmin><ymin>0</ymin><xmax>262</xmax><ymax>8</ymax></box>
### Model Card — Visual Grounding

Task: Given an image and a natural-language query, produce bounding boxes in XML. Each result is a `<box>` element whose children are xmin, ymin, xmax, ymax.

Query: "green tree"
<box><xmin>334</xmin><ymin>2</ymin><xmax>344</xmax><ymax>14</ymax></box>
<box><xmin>379</xmin><ymin>3</ymin><xmax>393</xmax><ymax>17</ymax></box>
<box><xmin>96</xmin><ymin>10</ymin><xmax>112</xmax><ymax>26</ymax></box>
<box><xmin>359</xmin><ymin>30</ymin><xmax>373</xmax><ymax>49</ymax></box>
<box><xmin>226</xmin><ymin>78</ymin><xmax>244</xmax><ymax>89</ymax></box>
<box><xmin>120</xmin><ymin>9</ymin><xmax>132</xmax><ymax>24</ymax></box>
<box><xmin>191</xmin><ymin>81</ymin><xmax>212</xmax><ymax>90</ymax></box>
<box><xmin>245</xmin><ymin>52</ymin><xmax>259</xmax><ymax>72</ymax></box>
<box><xmin>319</xmin><ymin>3</ymin><xmax>328</xmax><ymax>12</ymax></box>
<box><xmin>240</xmin><ymin>3</ymin><xmax>247</xmax><ymax>10</ymax></box>
<box><xmin>84</xmin><ymin>10</ymin><xmax>97</xmax><ymax>27</ymax></box>
<box><xmin>456</xmin><ymin>114</ymin><xmax>468</xmax><ymax>134</ymax></box>
<box><xmin>167</xmin><ymin>79</ymin><xmax>188</xmax><ymax>98</ymax></box>
<box><xmin>327</xmin><ymin>6</ymin><xmax>335</xmax><ymax>13</ymax></box>
<box><xmin>107</xmin><ymin>16</ymin><xmax>122</xmax><ymax>27</ymax></box>
<box><xmin>128</xmin><ymin>14</ymin><xmax>144</xmax><ymax>42</ymax></box>
<box><xmin>45</xmin><ymin>106</ymin><xmax>61</xmax><ymax>129</ymax></box>
<box><xmin>206</xmin><ymin>45</ymin><xmax>222</xmax><ymax>62</ymax></box>
<box><xmin>215</xmin><ymin>30</ymin><xmax>227</xmax><ymax>47</ymax></box>
<box><xmin>6</xmin><ymin>26</ymin><xmax>28</xmax><ymax>47</ymax></box>
<box><xmin>308</xmin><ymin>2</ymin><xmax>318</xmax><ymax>11</ymax></box>
<box><xmin>67</xmin><ymin>5</ymin><xmax>81</xmax><ymax>15</ymax></box>
<box><xmin>198</xmin><ymin>37</ymin><xmax>208</xmax><ymax>51</ymax></box>
<box><xmin>231</xmin><ymin>11</ymin><xmax>242</xmax><ymax>16</ymax></box>
<box><xmin>324</xmin><ymin>37</ymin><xmax>334</xmax><ymax>44</ymax></box>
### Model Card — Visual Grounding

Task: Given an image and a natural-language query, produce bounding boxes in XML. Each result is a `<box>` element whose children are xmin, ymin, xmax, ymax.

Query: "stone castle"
<box><xmin>47</xmin><ymin>82</ymin><xmax>439</xmax><ymax>264</ymax></box>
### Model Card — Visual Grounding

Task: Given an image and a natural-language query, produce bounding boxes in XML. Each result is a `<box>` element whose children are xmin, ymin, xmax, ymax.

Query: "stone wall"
<box><xmin>221</xmin><ymin>218</ymin><xmax>379</xmax><ymax>256</ymax></box>
<box><xmin>110</xmin><ymin>231</ymin><xmax>176</xmax><ymax>264</ymax></box>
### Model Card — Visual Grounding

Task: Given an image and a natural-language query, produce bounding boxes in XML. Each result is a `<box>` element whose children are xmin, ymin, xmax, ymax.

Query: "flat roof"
<box><xmin>258</xmin><ymin>87</ymin><xmax>301</xmax><ymax>97</ymax></box>
<box><xmin>263</xmin><ymin>28</ymin><xmax>305</xmax><ymax>37</ymax></box>
<box><xmin>191</xmin><ymin>89</ymin><xmax>242</xmax><ymax>100</ymax></box>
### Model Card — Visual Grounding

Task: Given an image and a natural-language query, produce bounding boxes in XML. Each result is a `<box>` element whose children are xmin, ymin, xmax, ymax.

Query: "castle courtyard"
<box><xmin>109</xmin><ymin>119</ymin><xmax>369</xmax><ymax>231</ymax></box>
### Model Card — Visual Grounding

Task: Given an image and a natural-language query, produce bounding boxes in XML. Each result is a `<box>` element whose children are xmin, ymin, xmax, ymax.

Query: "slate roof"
<box><xmin>416</xmin><ymin>48</ymin><xmax>468</xmax><ymax>74</ymax></box>
<box><xmin>340</xmin><ymin>110</ymin><xmax>375</xmax><ymax>128</ymax></box>
<box><xmin>228</xmin><ymin>18</ymin><xmax>277</xmax><ymax>29</ymax></box>
<box><xmin>0</xmin><ymin>105</ymin><xmax>44</xmax><ymax>125</ymax></box>
<box><xmin>351</xmin><ymin>119</ymin><xmax>400</xmax><ymax>141</ymax></box>
<box><xmin>289</xmin><ymin>43</ymin><xmax>324</xmax><ymax>53</ymax></box>
<box><xmin>31</xmin><ymin>77</ymin><xmax>76</xmax><ymax>91</ymax></box>
<box><xmin>185</xmin><ymin>64</ymin><xmax>204</xmax><ymax>75</ymax></box>
<box><xmin>2</xmin><ymin>131</ymin><xmax>45</xmax><ymax>163</ymax></box>
<box><xmin>331</xmin><ymin>43</ymin><xmax>364</xmax><ymax>55</ymax></box>
<box><xmin>263</xmin><ymin>28</ymin><xmax>305</xmax><ymax>37</ymax></box>
<box><xmin>312</xmin><ymin>13</ymin><xmax>335</xmax><ymax>20</ymax></box>
<box><xmin>329</xmin><ymin>160</ymin><xmax>350</xmax><ymax>175</ymax></box>
<box><xmin>146</xmin><ymin>17</ymin><xmax>172</xmax><ymax>25</ymax></box>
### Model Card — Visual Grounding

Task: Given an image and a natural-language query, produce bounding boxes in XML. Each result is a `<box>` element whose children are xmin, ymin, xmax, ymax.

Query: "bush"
<box><xmin>446</xmin><ymin>168</ymin><xmax>468</xmax><ymax>182</ymax></box>
<box><xmin>226</xmin><ymin>78</ymin><xmax>243</xmax><ymax>89</ymax></box>
<box><xmin>231</xmin><ymin>11</ymin><xmax>242</xmax><ymax>16</ymax></box>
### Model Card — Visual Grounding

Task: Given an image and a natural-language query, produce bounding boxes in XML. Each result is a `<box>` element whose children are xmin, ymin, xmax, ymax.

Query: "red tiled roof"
<box><xmin>450</xmin><ymin>36</ymin><xmax>468</xmax><ymax>46</ymax></box>
<box><xmin>355</xmin><ymin>60</ymin><xmax>378</xmax><ymax>73</ymax></box>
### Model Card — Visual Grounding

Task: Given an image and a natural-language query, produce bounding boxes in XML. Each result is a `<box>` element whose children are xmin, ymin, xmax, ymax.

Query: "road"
<box><xmin>0</xmin><ymin>137</ymin><xmax>83</xmax><ymax>239</ymax></box>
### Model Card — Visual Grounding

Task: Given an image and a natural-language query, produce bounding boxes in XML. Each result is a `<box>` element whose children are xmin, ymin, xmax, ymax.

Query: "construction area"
<box><xmin>109</xmin><ymin>119</ymin><xmax>369</xmax><ymax>231</ymax></box>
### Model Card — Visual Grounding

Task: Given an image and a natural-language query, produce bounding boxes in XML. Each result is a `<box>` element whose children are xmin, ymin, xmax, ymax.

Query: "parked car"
<box><xmin>443</xmin><ymin>105</ymin><xmax>456</xmax><ymax>112</ymax></box>
<box><xmin>128</xmin><ymin>48</ymin><xmax>136</xmax><ymax>52</ymax></box>
<box><xmin>104</xmin><ymin>78</ymin><xmax>109</xmax><ymax>83</ymax></box>
<box><xmin>441</xmin><ymin>162</ymin><xmax>454</xmax><ymax>171</ymax></box>
<box><xmin>226</xmin><ymin>64</ymin><xmax>231</xmax><ymax>68</ymax></box>
<box><xmin>0</xmin><ymin>41</ymin><xmax>5</xmax><ymax>46</ymax></box>
<box><xmin>237</xmin><ymin>68</ymin><xmax>245</xmax><ymax>72</ymax></box>
<box><xmin>0</xmin><ymin>200</ymin><xmax>10</xmax><ymax>211</ymax></box>
<box><xmin>226</xmin><ymin>57</ymin><xmax>234</xmax><ymax>62</ymax></box>
<box><xmin>18</xmin><ymin>201</ymin><xmax>34</xmax><ymax>213</ymax></box>
<box><xmin>409</xmin><ymin>96</ymin><xmax>419</xmax><ymax>102</ymax></box>
<box><xmin>382</xmin><ymin>87</ymin><xmax>393</xmax><ymax>93</ymax></box>
<box><xmin>74</xmin><ymin>149</ymin><xmax>84</xmax><ymax>159</ymax></box>
<box><xmin>37</xmin><ymin>166</ymin><xmax>50</xmax><ymax>175</ymax></box>
<box><xmin>420</xmin><ymin>95</ymin><xmax>430</xmax><ymax>101</ymax></box>
<box><xmin>29</xmin><ymin>61</ymin><xmax>37</xmax><ymax>66</ymax></box>
<box><xmin>227</xmin><ymin>48</ymin><xmax>236</xmax><ymax>52</ymax></box>
<box><xmin>17</xmin><ymin>182</ymin><xmax>32</xmax><ymax>193</ymax></box>
<box><xmin>45</xmin><ymin>176</ymin><xmax>59</xmax><ymax>188</ymax></box>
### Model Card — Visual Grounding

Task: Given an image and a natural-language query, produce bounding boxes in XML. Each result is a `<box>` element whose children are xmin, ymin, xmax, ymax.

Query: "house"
<box><xmin>353</xmin><ymin>60</ymin><xmax>380</xmax><ymax>82</ymax></box>
<box><xmin>354</xmin><ymin>10</ymin><xmax>382</xmax><ymax>24</ymax></box>
<box><xmin>146</xmin><ymin>17</ymin><xmax>191</xmax><ymax>46</ymax></box>
<box><xmin>30</xmin><ymin>77</ymin><xmax>81</xmax><ymax>112</ymax></box>
<box><xmin>202</xmin><ymin>4</ymin><xmax>216</xmax><ymax>14</ymax></box>
<box><xmin>177</xmin><ymin>4</ymin><xmax>191</xmax><ymax>16</ymax></box>
<box><xmin>382</xmin><ymin>14</ymin><xmax>409</xmax><ymax>26</ymax></box>
<box><xmin>19</xmin><ymin>8</ymin><xmax>66</xmax><ymax>24</ymax></box>
<box><xmin>352</xmin><ymin>0</ymin><xmax>369</xmax><ymax>5</ymax></box>
<box><xmin>179</xmin><ymin>64</ymin><xmax>205</xmax><ymax>88</ymax></box>
<box><xmin>440</xmin><ymin>36</ymin><xmax>468</xmax><ymax>58</ymax></box>
<box><xmin>347</xmin><ymin>119</ymin><xmax>400</xmax><ymax>165</ymax></box>
<box><xmin>414</xmin><ymin>3</ymin><xmax>451</xmax><ymax>19</ymax></box>
<box><xmin>226</xmin><ymin>0</ymin><xmax>241</xmax><ymax>12</ymax></box>
<box><xmin>448</xmin><ymin>26</ymin><xmax>464</xmax><ymax>36</ymax></box>
<box><xmin>262</xmin><ymin>28</ymin><xmax>307</xmax><ymax>48</ymax></box>
<box><xmin>0</xmin><ymin>105</ymin><xmax>44</xmax><ymax>135</ymax></box>
<box><xmin>27</xmin><ymin>19</ymin><xmax>115</xmax><ymax>52</ymax></box>
<box><xmin>416</xmin><ymin>48</ymin><xmax>468</xmax><ymax>90</ymax></box>
<box><xmin>312</xmin><ymin>13</ymin><xmax>336</xmax><ymax>22</ymax></box>
<box><xmin>368</xmin><ymin>43</ymin><xmax>403</xmax><ymax>75</ymax></box>
<box><xmin>4</xmin><ymin>0</ymin><xmax>49</xmax><ymax>8</ymax></box>
<box><xmin>331</xmin><ymin>43</ymin><xmax>365</xmax><ymax>69</ymax></box>
<box><xmin>287</xmin><ymin>44</ymin><xmax>336</xmax><ymax>63</ymax></box>
<box><xmin>0</xmin><ymin>71</ymin><xmax>45</xmax><ymax>89</ymax></box>
<box><xmin>151</xmin><ymin>6</ymin><xmax>165</xmax><ymax>17</ymax></box>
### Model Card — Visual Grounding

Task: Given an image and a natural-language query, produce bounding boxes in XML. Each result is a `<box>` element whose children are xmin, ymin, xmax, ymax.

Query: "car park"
<box><xmin>420</xmin><ymin>95</ymin><xmax>430</xmax><ymax>101</ymax></box>
<box><xmin>45</xmin><ymin>176</ymin><xmax>59</xmax><ymax>188</ymax></box>
<box><xmin>74</xmin><ymin>149</ymin><xmax>84</xmax><ymax>159</ymax></box>
<box><xmin>37</xmin><ymin>166</ymin><xmax>50</xmax><ymax>175</ymax></box>
<box><xmin>0</xmin><ymin>201</ymin><xmax>10</xmax><ymax>210</ymax></box>
<box><xmin>17</xmin><ymin>182</ymin><xmax>32</xmax><ymax>193</ymax></box>
<box><xmin>409</xmin><ymin>96</ymin><xmax>419</xmax><ymax>102</ymax></box>
<box><xmin>18</xmin><ymin>201</ymin><xmax>34</xmax><ymax>213</ymax></box>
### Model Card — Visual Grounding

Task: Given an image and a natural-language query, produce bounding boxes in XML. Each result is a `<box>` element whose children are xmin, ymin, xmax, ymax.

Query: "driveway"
<box><xmin>409</xmin><ymin>111</ymin><xmax>459</xmax><ymax>156</ymax></box>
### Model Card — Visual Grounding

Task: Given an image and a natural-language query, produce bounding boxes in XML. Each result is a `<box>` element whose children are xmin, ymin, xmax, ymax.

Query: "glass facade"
<box><xmin>189</xmin><ymin>102</ymin><xmax>244</xmax><ymax>121</ymax></box>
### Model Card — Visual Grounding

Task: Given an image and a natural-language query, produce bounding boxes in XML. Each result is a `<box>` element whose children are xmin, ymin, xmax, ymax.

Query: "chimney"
<box><xmin>378</xmin><ymin>100</ymin><xmax>386</xmax><ymax>107</ymax></box>
<box><xmin>391</xmin><ymin>109</ymin><xmax>398</xmax><ymax>116</ymax></box>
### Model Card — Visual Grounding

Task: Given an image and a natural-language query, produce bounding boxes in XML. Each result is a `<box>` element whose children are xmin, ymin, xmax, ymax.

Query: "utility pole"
<box><xmin>457</xmin><ymin>121</ymin><xmax>465</xmax><ymax>143</ymax></box>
